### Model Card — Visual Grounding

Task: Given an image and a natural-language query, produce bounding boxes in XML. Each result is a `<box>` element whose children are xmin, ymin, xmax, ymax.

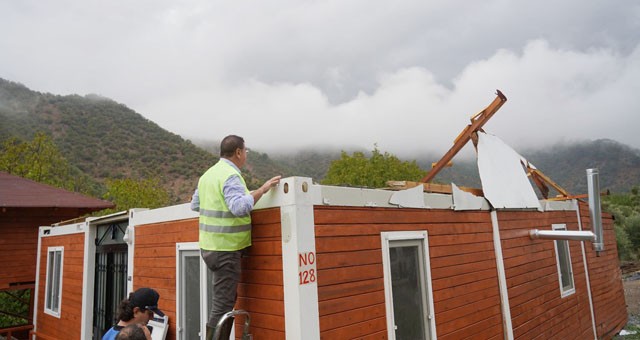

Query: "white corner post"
<box><xmin>81</xmin><ymin>221</ymin><xmax>95</xmax><ymax>340</ymax></box>
<box><xmin>490</xmin><ymin>211</ymin><xmax>514</xmax><ymax>340</ymax></box>
<box><xmin>279</xmin><ymin>177</ymin><xmax>320</xmax><ymax>340</ymax></box>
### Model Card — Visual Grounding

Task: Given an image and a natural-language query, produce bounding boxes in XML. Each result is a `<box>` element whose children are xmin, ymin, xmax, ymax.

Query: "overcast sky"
<box><xmin>1</xmin><ymin>0</ymin><xmax>638</xmax><ymax>157</ymax></box>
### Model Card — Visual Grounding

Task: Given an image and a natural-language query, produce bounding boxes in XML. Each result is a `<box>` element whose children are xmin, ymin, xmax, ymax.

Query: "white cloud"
<box><xmin>137</xmin><ymin>39</ymin><xmax>640</xmax><ymax>158</ymax></box>
<box><xmin>1</xmin><ymin>0</ymin><xmax>638</xmax><ymax>157</ymax></box>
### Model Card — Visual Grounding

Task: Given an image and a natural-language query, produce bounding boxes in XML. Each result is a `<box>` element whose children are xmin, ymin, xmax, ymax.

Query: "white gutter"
<box><xmin>491</xmin><ymin>211</ymin><xmax>514</xmax><ymax>340</ymax></box>
<box><xmin>31</xmin><ymin>227</ymin><xmax>48</xmax><ymax>340</ymax></box>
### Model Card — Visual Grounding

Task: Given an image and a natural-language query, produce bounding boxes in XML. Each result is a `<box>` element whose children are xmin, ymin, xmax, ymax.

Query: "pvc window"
<box><xmin>176</xmin><ymin>243</ymin><xmax>214</xmax><ymax>340</ymax></box>
<box><xmin>381</xmin><ymin>231</ymin><xmax>436</xmax><ymax>340</ymax></box>
<box><xmin>553</xmin><ymin>224</ymin><xmax>576</xmax><ymax>297</ymax></box>
<box><xmin>44</xmin><ymin>246</ymin><xmax>64</xmax><ymax>317</ymax></box>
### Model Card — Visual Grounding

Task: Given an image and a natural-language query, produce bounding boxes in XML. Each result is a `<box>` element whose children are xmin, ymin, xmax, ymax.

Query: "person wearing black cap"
<box><xmin>102</xmin><ymin>287</ymin><xmax>165</xmax><ymax>340</ymax></box>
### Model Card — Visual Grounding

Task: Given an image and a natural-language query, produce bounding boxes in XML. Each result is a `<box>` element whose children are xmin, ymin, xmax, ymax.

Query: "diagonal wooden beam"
<box><xmin>421</xmin><ymin>90</ymin><xmax>507</xmax><ymax>183</ymax></box>
<box><xmin>528</xmin><ymin>167</ymin><xmax>570</xmax><ymax>197</ymax></box>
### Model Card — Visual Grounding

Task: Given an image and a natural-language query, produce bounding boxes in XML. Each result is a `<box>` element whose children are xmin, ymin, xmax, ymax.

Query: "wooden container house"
<box><xmin>29</xmin><ymin>92</ymin><xmax>628</xmax><ymax>339</ymax></box>
<box><xmin>31</xmin><ymin>175</ymin><xmax>627</xmax><ymax>339</ymax></box>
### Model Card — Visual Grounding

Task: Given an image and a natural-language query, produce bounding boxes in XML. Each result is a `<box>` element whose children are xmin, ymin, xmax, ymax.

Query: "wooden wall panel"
<box><xmin>35</xmin><ymin>232</ymin><xmax>85</xmax><ymax>340</ymax></box>
<box><xmin>1</xmin><ymin>219</ymin><xmax>50</xmax><ymax>289</ymax></box>
<box><xmin>133</xmin><ymin>208</ymin><xmax>284</xmax><ymax>340</ymax></box>
<box><xmin>577</xmin><ymin>202</ymin><xmax>627</xmax><ymax>339</ymax></box>
<box><xmin>1</xmin><ymin>208</ymin><xmax>105</xmax><ymax>289</ymax></box>
<box><xmin>498</xmin><ymin>211</ymin><xmax>593</xmax><ymax>339</ymax></box>
<box><xmin>314</xmin><ymin>206</ymin><xmax>502</xmax><ymax>340</ymax></box>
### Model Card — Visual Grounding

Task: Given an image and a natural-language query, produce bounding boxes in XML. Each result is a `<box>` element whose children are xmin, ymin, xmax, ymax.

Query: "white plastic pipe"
<box><xmin>587</xmin><ymin>168</ymin><xmax>604</xmax><ymax>251</ymax></box>
<box><xmin>529</xmin><ymin>229</ymin><xmax>596</xmax><ymax>242</ymax></box>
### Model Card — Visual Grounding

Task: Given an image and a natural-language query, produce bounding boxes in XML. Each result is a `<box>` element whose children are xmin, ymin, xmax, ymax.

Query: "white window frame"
<box><xmin>176</xmin><ymin>242</ymin><xmax>217</xmax><ymax>340</ymax></box>
<box><xmin>552</xmin><ymin>224</ymin><xmax>576</xmax><ymax>297</ymax></box>
<box><xmin>44</xmin><ymin>246</ymin><xmax>64</xmax><ymax>318</ymax></box>
<box><xmin>381</xmin><ymin>231</ymin><xmax>436</xmax><ymax>340</ymax></box>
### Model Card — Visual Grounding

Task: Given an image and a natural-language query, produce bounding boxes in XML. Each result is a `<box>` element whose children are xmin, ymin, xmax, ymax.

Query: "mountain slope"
<box><xmin>0</xmin><ymin>78</ymin><xmax>216</xmax><ymax>202</ymax></box>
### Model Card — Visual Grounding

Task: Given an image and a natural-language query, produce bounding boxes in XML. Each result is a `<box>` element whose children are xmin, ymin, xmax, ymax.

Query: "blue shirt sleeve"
<box><xmin>190</xmin><ymin>189</ymin><xmax>200</xmax><ymax>212</ymax></box>
<box><xmin>223</xmin><ymin>175</ymin><xmax>254</xmax><ymax>217</ymax></box>
<box><xmin>102</xmin><ymin>327</ymin><xmax>119</xmax><ymax>340</ymax></box>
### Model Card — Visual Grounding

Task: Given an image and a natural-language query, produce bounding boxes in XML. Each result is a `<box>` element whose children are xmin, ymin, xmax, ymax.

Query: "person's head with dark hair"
<box><xmin>116</xmin><ymin>298</ymin><xmax>136</xmax><ymax>322</ymax></box>
<box><xmin>115</xmin><ymin>323</ymin><xmax>151</xmax><ymax>340</ymax></box>
<box><xmin>220</xmin><ymin>135</ymin><xmax>245</xmax><ymax>158</ymax></box>
<box><xmin>219</xmin><ymin>135</ymin><xmax>248</xmax><ymax>168</ymax></box>
<box><xmin>116</xmin><ymin>288</ymin><xmax>164</xmax><ymax>324</ymax></box>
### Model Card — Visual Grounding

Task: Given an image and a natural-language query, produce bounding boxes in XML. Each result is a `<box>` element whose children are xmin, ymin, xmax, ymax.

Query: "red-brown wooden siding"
<box><xmin>578</xmin><ymin>202</ymin><xmax>627</xmax><ymax>339</ymax></box>
<box><xmin>133</xmin><ymin>208</ymin><xmax>284</xmax><ymax>340</ymax></box>
<box><xmin>498</xmin><ymin>210</ymin><xmax>594</xmax><ymax>339</ymax></box>
<box><xmin>35</xmin><ymin>232</ymin><xmax>85</xmax><ymax>340</ymax></box>
<box><xmin>314</xmin><ymin>206</ymin><xmax>503</xmax><ymax>340</ymax></box>
<box><xmin>498</xmin><ymin>204</ymin><xmax>626</xmax><ymax>340</ymax></box>
<box><xmin>1</xmin><ymin>208</ymin><xmax>92</xmax><ymax>289</ymax></box>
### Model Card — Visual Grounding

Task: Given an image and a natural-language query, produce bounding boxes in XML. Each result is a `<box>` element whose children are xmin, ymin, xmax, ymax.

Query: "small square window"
<box><xmin>44</xmin><ymin>247</ymin><xmax>64</xmax><ymax>317</ymax></box>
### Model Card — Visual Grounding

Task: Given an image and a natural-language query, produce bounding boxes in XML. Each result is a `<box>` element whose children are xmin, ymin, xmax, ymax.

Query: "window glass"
<box><xmin>184</xmin><ymin>254</ymin><xmax>201</xmax><ymax>339</ymax></box>
<box><xmin>178</xmin><ymin>245</ymin><xmax>214</xmax><ymax>340</ymax></box>
<box><xmin>45</xmin><ymin>248</ymin><xmax>63</xmax><ymax>316</ymax></box>
<box><xmin>53</xmin><ymin>250</ymin><xmax>62</xmax><ymax>310</ymax></box>
<box><xmin>553</xmin><ymin>224</ymin><xmax>575</xmax><ymax>296</ymax></box>
<box><xmin>557</xmin><ymin>240</ymin><xmax>573</xmax><ymax>290</ymax></box>
<box><xmin>390</xmin><ymin>242</ymin><xmax>427</xmax><ymax>340</ymax></box>
<box><xmin>46</xmin><ymin>253</ymin><xmax>55</xmax><ymax>310</ymax></box>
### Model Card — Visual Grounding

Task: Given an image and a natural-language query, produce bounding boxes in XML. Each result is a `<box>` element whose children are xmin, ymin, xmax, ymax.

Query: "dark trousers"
<box><xmin>201</xmin><ymin>249</ymin><xmax>242</xmax><ymax>328</ymax></box>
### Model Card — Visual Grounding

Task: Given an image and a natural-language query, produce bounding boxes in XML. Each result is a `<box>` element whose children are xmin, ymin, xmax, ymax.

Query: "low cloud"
<box><xmin>139</xmin><ymin>39</ymin><xmax>640</xmax><ymax>157</ymax></box>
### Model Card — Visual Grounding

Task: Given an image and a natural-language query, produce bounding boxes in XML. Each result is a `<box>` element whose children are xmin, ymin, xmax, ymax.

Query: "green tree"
<box><xmin>322</xmin><ymin>147</ymin><xmax>426</xmax><ymax>188</ymax></box>
<box><xmin>0</xmin><ymin>132</ymin><xmax>69</xmax><ymax>184</ymax></box>
<box><xmin>101</xmin><ymin>177</ymin><xmax>170</xmax><ymax>214</ymax></box>
<box><xmin>0</xmin><ymin>132</ymin><xmax>98</xmax><ymax>194</ymax></box>
<box><xmin>603</xmin><ymin>186</ymin><xmax>640</xmax><ymax>261</ymax></box>
<box><xmin>0</xmin><ymin>289</ymin><xmax>30</xmax><ymax>328</ymax></box>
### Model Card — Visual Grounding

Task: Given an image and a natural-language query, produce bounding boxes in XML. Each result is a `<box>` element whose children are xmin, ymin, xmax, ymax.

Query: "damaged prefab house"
<box><xmin>30</xmin><ymin>92</ymin><xmax>627</xmax><ymax>339</ymax></box>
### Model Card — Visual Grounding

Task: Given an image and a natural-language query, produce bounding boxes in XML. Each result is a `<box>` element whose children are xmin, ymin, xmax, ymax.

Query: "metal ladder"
<box><xmin>213</xmin><ymin>310</ymin><xmax>252</xmax><ymax>340</ymax></box>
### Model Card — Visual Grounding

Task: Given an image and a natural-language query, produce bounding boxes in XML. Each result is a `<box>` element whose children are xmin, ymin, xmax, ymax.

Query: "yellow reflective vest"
<box><xmin>198</xmin><ymin>160</ymin><xmax>252</xmax><ymax>251</ymax></box>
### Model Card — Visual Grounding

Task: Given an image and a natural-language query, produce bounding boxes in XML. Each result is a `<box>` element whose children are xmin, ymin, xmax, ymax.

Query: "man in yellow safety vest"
<box><xmin>193</xmin><ymin>135</ymin><xmax>280</xmax><ymax>339</ymax></box>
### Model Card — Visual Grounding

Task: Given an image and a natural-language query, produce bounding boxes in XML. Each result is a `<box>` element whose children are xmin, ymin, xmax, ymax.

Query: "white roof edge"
<box><xmin>541</xmin><ymin>199</ymin><xmax>578</xmax><ymax>211</ymax></box>
<box><xmin>40</xmin><ymin>222</ymin><xmax>85</xmax><ymax>236</ymax></box>
<box><xmin>127</xmin><ymin>177</ymin><xmax>586</xmax><ymax>226</ymax></box>
<box><xmin>130</xmin><ymin>203</ymin><xmax>198</xmax><ymax>227</ymax></box>
<box><xmin>85</xmin><ymin>210</ymin><xmax>128</xmax><ymax>222</ymax></box>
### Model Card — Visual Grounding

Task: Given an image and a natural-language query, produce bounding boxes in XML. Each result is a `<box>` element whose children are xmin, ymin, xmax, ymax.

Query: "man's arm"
<box><xmin>223</xmin><ymin>175</ymin><xmax>282</xmax><ymax>217</ymax></box>
<box><xmin>251</xmin><ymin>176</ymin><xmax>281</xmax><ymax>204</ymax></box>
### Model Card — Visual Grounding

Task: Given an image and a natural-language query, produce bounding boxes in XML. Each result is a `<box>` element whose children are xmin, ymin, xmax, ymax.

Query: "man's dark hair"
<box><xmin>116</xmin><ymin>298</ymin><xmax>135</xmax><ymax>322</ymax></box>
<box><xmin>220</xmin><ymin>135</ymin><xmax>245</xmax><ymax>157</ymax></box>
<box><xmin>115</xmin><ymin>323</ymin><xmax>147</xmax><ymax>340</ymax></box>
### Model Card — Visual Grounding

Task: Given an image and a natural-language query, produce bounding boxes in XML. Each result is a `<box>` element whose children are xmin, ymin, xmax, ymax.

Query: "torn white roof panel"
<box><xmin>477</xmin><ymin>132</ymin><xmax>541</xmax><ymax>210</ymax></box>
<box><xmin>452</xmin><ymin>183</ymin><xmax>490</xmax><ymax>210</ymax></box>
<box><xmin>389</xmin><ymin>184</ymin><xmax>427</xmax><ymax>208</ymax></box>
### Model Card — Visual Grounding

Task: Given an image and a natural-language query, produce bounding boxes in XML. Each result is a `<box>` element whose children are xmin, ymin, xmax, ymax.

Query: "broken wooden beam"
<box><xmin>386</xmin><ymin>180</ymin><xmax>484</xmax><ymax>196</ymax></box>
